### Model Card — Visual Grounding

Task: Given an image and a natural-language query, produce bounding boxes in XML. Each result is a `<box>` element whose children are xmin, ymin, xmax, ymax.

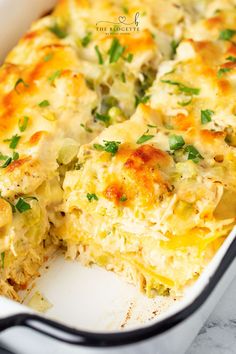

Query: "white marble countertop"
<box><xmin>187</xmin><ymin>275</ymin><xmax>236</xmax><ymax>354</ymax></box>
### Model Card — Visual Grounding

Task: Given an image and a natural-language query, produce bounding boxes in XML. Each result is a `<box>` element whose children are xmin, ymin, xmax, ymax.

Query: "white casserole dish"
<box><xmin>0</xmin><ymin>1</ymin><xmax>236</xmax><ymax>353</ymax></box>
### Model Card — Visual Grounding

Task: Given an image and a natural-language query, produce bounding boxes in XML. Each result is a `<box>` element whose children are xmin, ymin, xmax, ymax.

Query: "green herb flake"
<box><xmin>184</xmin><ymin>145</ymin><xmax>203</xmax><ymax>163</ymax></box>
<box><xmin>86</xmin><ymin>193</ymin><xmax>98</xmax><ymax>202</ymax></box>
<box><xmin>95</xmin><ymin>112</ymin><xmax>110</xmax><ymax>126</ymax></box>
<box><xmin>219</xmin><ymin>29</ymin><xmax>236</xmax><ymax>41</ymax></box>
<box><xmin>1</xmin><ymin>157</ymin><xmax>12</xmax><ymax>168</ymax></box>
<box><xmin>48</xmin><ymin>70</ymin><xmax>62</xmax><ymax>85</ymax></box>
<box><xmin>108</xmin><ymin>38</ymin><xmax>125</xmax><ymax>64</ymax></box>
<box><xmin>135</xmin><ymin>95</ymin><xmax>151</xmax><ymax>107</ymax></box>
<box><xmin>18</xmin><ymin>116</ymin><xmax>29</xmax><ymax>132</ymax></box>
<box><xmin>124</xmin><ymin>53</ymin><xmax>133</xmax><ymax>63</ymax></box>
<box><xmin>169</xmin><ymin>134</ymin><xmax>185</xmax><ymax>150</ymax></box>
<box><xmin>13</xmin><ymin>151</ymin><xmax>19</xmax><ymax>161</ymax></box>
<box><xmin>1</xmin><ymin>252</ymin><xmax>5</xmax><ymax>269</ymax></box>
<box><xmin>14</xmin><ymin>78</ymin><xmax>29</xmax><ymax>94</ymax></box>
<box><xmin>95</xmin><ymin>45</ymin><xmax>104</xmax><ymax>64</ymax></box>
<box><xmin>80</xmin><ymin>123</ymin><xmax>93</xmax><ymax>133</ymax></box>
<box><xmin>177</xmin><ymin>98</ymin><xmax>192</xmax><ymax>107</ymax></box>
<box><xmin>81</xmin><ymin>32</ymin><xmax>92</xmax><ymax>47</ymax></box>
<box><xmin>15</xmin><ymin>198</ymin><xmax>31</xmax><ymax>213</ymax></box>
<box><xmin>201</xmin><ymin>109</ymin><xmax>214</xmax><ymax>124</ymax></box>
<box><xmin>48</xmin><ymin>23</ymin><xmax>67</xmax><ymax>39</ymax></box>
<box><xmin>93</xmin><ymin>141</ymin><xmax>121</xmax><ymax>156</ymax></box>
<box><xmin>120</xmin><ymin>195</ymin><xmax>127</xmax><ymax>202</ymax></box>
<box><xmin>161</xmin><ymin>79</ymin><xmax>200</xmax><ymax>95</ymax></box>
<box><xmin>170</xmin><ymin>40</ymin><xmax>179</xmax><ymax>58</ymax></box>
<box><xmin>217</xmin><ymin>67</ymin><xmax>232</xmax><ymax>78</ymax></box>
<box><xmin>121</xmin><ymin>72</ymin><xmax>126</xmax><ymax>83</ymax></box>
<box><xmin>147</xmin><ymin>124</ymin><xmax>157</xmax><ymax>128</ymax></box>
<box><xmin>38</xmin><ymin>100</ymin><xmax>50</xmax><ymax>107</ymax></box>
<box><xmin>122</xmin><ymin>6</ymin><xmax>129</xmax><ymax>14</ymax></box>
<box><xmin>136</xmin><ymin>134</ymin><xmax>154</xmax><ymax>144</ymax></box>
<box><xmin>4</xmin><ymin>134</ymin><xmax>21</xmax><ymax>149</ymax></box>
<box><xmin>226</xmin><ymin>56</ymin><xmax>236</xmax><ymax>62</ymax></box>
<box><xmin>43</xmin><ymin>53</ymin><xmax>53</xmax><ymax>62</ymax></box>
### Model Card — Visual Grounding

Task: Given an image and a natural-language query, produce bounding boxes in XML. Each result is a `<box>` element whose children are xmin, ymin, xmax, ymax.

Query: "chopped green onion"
<box><xmin>48</xmin><ymin>70</ymin><xmax>62</xmax><ymax>85</ymax></box>
<box><xmin>1</xmin><ymin>157</ymin><xmax>12</xmax><ymax>168</ymax></box>
<box><xmin>217</xmin><ymin>67</ymin><xmax>232</xmax><ymax>78</ymax></box>
<box><xmin>161</xmin><ymin>79</ymin><xmax>200</xmax><ymax>95</ymax></box>
<box><xmin>136</xmin><ymin>134</ymin><xmax>154</xmax><ymax>144</ymax></box>
<box><xmin>81</xmin><ymin>32</ymin><xmax>92</xmax><ymax>47</ymax></box>
<box><xmin>135</xmin><ymin>95</ymin><xmax>151</xmax><ymax>107</ymax></box>
<box><xmin>95</xmin><ymin>45</ymin><xmax>104</xmax><ymax>64</ymax></box>
<box><xmin>13</xmin><ymin>151</ymin><xmax>19</xmax><ymax>161</ymax></box>
<box><xmin>201</xmin><ymin>109</ymin><xmax>214</xmax><ymax>124</ymax></box>
<box><xmin>120</xmin><ymin>195</ymin><xmax>127</xmax><ymax>202</ymax></box>
<box><xmin>122</xmin><ymin>6</ymin><xmax>129</xmax><ymax>14</ymax></box>
<box><xmin>147</xmin><ymin>124</ymin><xmax>157</xmax><ymax>128</ymax></box>
<box><xmin>121</xmin><ymin>72</ymin><xmax>126</xmax><ymax>83</ymax></box>
<box><xmin>177</xmin><ymin>98</ymin><xmax>192</xmax><ymax>106</ymax></box>
<box><xmin>124</xmin><ymin>53</ymin><xmax>133</xmax><ymax>63</ymax></box>
<box><xmin>4</xmin><ymin>134</ymin><xmax>21</xmax><ymax>149</ymax></box>
<box><xmin>18</xmin><ymin>116</ymin><xmax>29</xmax><ymax>132</ymax></box>
<box><xmin>38</xmin><ymin>100</ymin><xmax>50</xmax><ymax>107</ymax></box>
<box><xmin>14</xmin><ymin>78</ymin><xmax>29</xmax><ymax>94</ymax></box>
<box><xmin>80</xmin><ymin>123</ymin><xmax>93</xmax><ymax>133</ymax></box>
<box><xmin>15</xmin><ymin>198</ymin><xmax>31</xmax><ymax>213</ymax></box>
<box><xmin>184</xmin><ymin>145</ymin><xmax>203</xmax><ymax>163</ymax></box>
<box><xmin>226</xmin><ymin>56</ymin><xmax>236</xmax><ymax>62</ymax></box>
<box><xmin>93</xmin><ymin>140</ymin><xmax>121</xmax><ymax>156</ymax></box>
<box><xmin>86</xmin><ymin>193</ymin><xmax>98</xmax><ymax>202</ymax></box>
<box><xmin>169</xmin><ymin>135</ymin><xmax>185</xmax><ymax>150</ymax></box>
<box><xmin>48</xmin><ymin>23</ymin><xmax>67</xmax><ymax>39</ymax></box>
<box><xmin>95</xmin><ymin>112</ymin><xmax>110</xmax><ymax>126</ymax></box>
<box><xmin>219</xmin><ymin>29</ymin><xmax>236</xmax><ymax>41</ymax></box>
<box><xmin>108</xmin><ymin>38</ymin><xmax>125</xmax><ymax>63</ymax></box>
<box><xmin>170</xmin><ymin>40</ymin><xmax>179</xmax><ymax>58</ymax></box>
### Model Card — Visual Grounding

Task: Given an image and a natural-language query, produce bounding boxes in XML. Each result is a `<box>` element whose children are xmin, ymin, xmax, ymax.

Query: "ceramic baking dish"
<box><xmin>0</xmin><ymin>1</ymin><xmax>236</xmax><ymax>354</ymax></box>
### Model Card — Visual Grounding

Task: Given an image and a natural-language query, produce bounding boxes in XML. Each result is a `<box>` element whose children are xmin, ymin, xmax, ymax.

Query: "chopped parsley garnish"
<box><xmin>0</xmin><ymin>151</ymin><xmax>19</xmax><ymax>169</ymax></box>
<box><xmin>81</xmin><ymin>32</ymin><xmax>92</xmax><ymax>47</ymax></box>
<box><xmin>86</xmin><ymin>193</ymin><xmax>98</xmax><ymax>202</ymax></box>
<box><xmin>226</xmin><ymin>56</ymin><xmax>236</xmax><ymax>62</ymax></box>
<box><xmin>201</xmin><ymin>109</ymin><xmax>214</xmax><ymax>124</ymax></box>
<box><xmin>18</xmin><ymin>116</ymin><xmax>29</xmax><ymax>132</ymax></box>
<box><xmin>169</xmin><ymin>134</ymin><xmax>185</xmax><ymax>150</ymax></box>
<box><xmin>147</xmin><ymin>124</ymin><xmax>157</xmax><ymax>128</ymax></box>
<box><xmin>80</xmin><ymin>123</ymin><xmax>93</xmax><ymax>133</ymax></box>
<box><xmin>124</xmin><ymin>53</ymin><xmax>133</xmax><ymax>63</ymax></box>
<box><xmin>1</xmin><ymin>252</ymin><xmax>5</xmax><ymax>269</ymax></box>
<box><xmin>161</xmin><ymin>79</ymin><xmax>200</xmax><ymax>95</ymax></box>
<box><xmin>184</xmin><ymin>145</ymin><xmax>203</xmax><ymax>163</ymax></box>
<box><xmin>108</xmin><ymin>38</ymin><xmax>126</xmax><ymax>64</ymax></box>
<box><xmin>1</xmin><ymin>157</ymin><xmax>12</xmax><ymax>168</ymax></box>
<box><xmin>95</xmin><ymin>45</ymin><xmax>104</xmax><ymax>64</ymax></box>
<box><xmin>95</xmin><ymin>112</ymin><xmax>110</xmax><ymax>127</ymax></box>
<box><xmin>217</xmin><ymin>67</ymin><xmax>232</xmax><ymax>78</ymax></box>
<box><xmin>43</xmin><ymin>53</ymin><xmax>53</xmax><ymax>62</ymax></box>
<box><xmin>93</xmin><ymin>140</ymin><xmax>121</xmax><ymax>156</ymax></box>
<box><xmin>48</xmin><ymin>70</ymin><xmax>62</xmax><ymax>85</ymax></box>
<box><xmin>170</xmin><ymin>40</ymin><xmax>179</xmax><ymax>58</ymax></box>
<box><xmin>135</xmin><ymin>95</ymin><xmax>151</xmax><ymax>107</ymax></box>
<box><xmin>136</xmin><ymin>133</ymin><xmax>154</xmax><ymax>144</ymax></box>
<box><xmin>121</xmin><ymin>72</ymin><xmax>126</xmax><ymax>83</ymax></box>
<box><xmin>14</xmin><ymin>78</ymin><xmax>29</xmax><ymax>94</ymax></box>
<box><xmin>38</xmin><ymin>100</ymin><xmax>50</xmax><ymax>107</ymax></box>
<box><xmin>177</xmin><ymin>98</ymin><xmax>192</xmax><ymax>106</ymax></box>
<box><xmin>219</xmin><ymin>29</ymin><xmax>236</xmax><ymax>41</ymax></box>
<box><xmin>4</xmin><ymin>134</ymin><xmax>21</xmax><ymax>149</ymax></box>
<box><xmin>48</xmin><ymin>23</ymin><xmax>67</xmax><ymax>39</ymax></box>
<box><xmin>120</xmin><ymin>195</ymin><xmax>127</xmax><ymax>202</ymax></box>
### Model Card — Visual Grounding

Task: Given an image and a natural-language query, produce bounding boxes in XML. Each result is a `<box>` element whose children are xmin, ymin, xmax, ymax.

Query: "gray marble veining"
<box><xmin>187</xmin><ymin>274</ymin><xmax>236</xmax><ymax>354</ymax></box>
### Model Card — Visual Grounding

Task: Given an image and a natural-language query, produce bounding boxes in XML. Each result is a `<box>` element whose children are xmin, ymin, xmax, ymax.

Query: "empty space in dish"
<box><xmin>22</xmin><ymin>251</ymin><xmax>177</xmax><ymax>332</ymax></box>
